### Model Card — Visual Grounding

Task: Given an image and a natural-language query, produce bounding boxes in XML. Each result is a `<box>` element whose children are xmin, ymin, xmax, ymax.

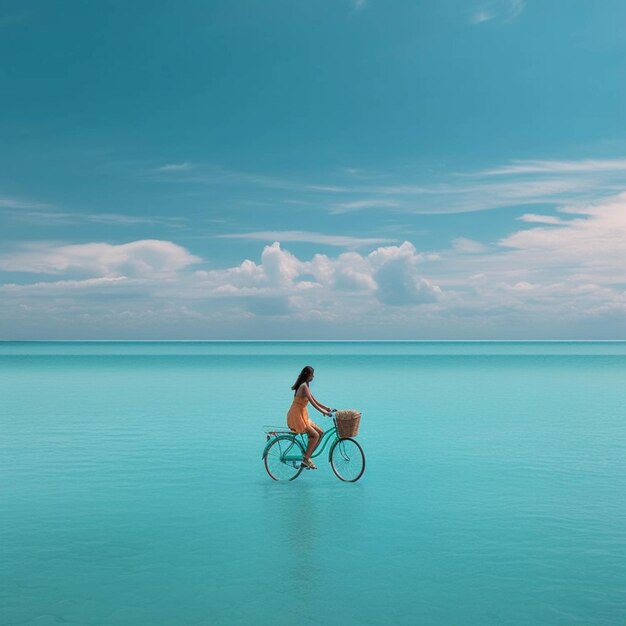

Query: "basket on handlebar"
<box><xmin>335</xmin><ymin>409</ymin><xmax>361</xmax><ymax>437</ymax></box>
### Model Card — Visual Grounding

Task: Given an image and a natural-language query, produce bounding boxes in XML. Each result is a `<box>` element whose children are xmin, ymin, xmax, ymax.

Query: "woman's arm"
<box><xmin>310</xmin><ymin>392</ymin><xmax>330</xmax><ymax>412</ymax></box>
<box><xmin>304</xmin><ymin>385</ymin><xmax>330</xmax><ymax>415</ymax></box>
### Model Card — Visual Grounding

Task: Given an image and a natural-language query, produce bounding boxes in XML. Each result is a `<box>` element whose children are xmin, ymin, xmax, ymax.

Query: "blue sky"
<box><xmin>1</xmin><ymin>0</ymin><xmax>626</xmax><ymax>338</ymax></box>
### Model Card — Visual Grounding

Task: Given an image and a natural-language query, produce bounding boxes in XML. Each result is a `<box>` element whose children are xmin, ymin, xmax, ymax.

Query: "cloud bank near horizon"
<box><xmin>2</xmin><ymin>191</ymin><xmax>625</xmax><ymax>339</ymax></box>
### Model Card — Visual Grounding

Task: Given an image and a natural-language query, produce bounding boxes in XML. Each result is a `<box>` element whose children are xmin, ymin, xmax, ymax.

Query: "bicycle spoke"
<box><xmin>264</xmin><ymin>436</ymin><xmax>304</xmax><ymax>481</ymax></box>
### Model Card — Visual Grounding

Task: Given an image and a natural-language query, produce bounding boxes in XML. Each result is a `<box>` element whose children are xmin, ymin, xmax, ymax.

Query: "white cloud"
<box><xmin>145</xmin><ymin>156</ymin><xmax>626</xmax><ymax>217</ymax></box>
<box><xmin>369</xmin><ymin>242</ymin><xmax>441</xmax><ymax>305</ymax></box>
<box><xmin>3</xmin><ymin>192</ymin><xmax>626</xmax><ymax>337</ymax></box>
<box><xmin>452</xmin><ymin>237</ymin><xmax>488</xmax><ymax>253</ymax></box>
<box><xmin>422</xmin><ymin>192</ymin><xmax>626</xmax><ymax>328</ymax></box>
<box><xmin>245</xmin><ymin>296</ymin><xmax>293</xmax><ymax>316</ymax></box>
<box><xmin>481</xmin><ymin>158</ymin><xmax>626</xmax><ymax>176</ymax></box>
<box><xmin>260</xmin><ymin>242</ymin><xmax>302</xmax><ymax>288</ymax></box>
<box><xmin>0</xmin><ymin>240</ymin><xmax>201</xmax><ymax>277</ymax></box>
<box><xmin>470</xmin><ymin>0</ymin><xmax>525</xmax><ymax>25</ymax></box>
<box><xmin>86</xmin><ymin>213</ymin><xmax>185</xmax><ymax>226</ymax></box>
<box><xmin>9</xmin><ymin>211</ymin><xmax>76</xmax><ymax>224</ymax></box>
<box><xmin>331</xmin><ymin>199</ymin><xmax>401</xmax><ymax>213</ymax></box>
<box><xmin>1</xmin><ymin>276</ymin><xmax>129</xmax><ymax>293</ymax></box>
<box><xmin>323</xmin><ymin>252</ymin><xmax>377</xmax><ymax>291</ymax></box>
<box><xmin>326</xmin><ymin>178</ymin><xmax>591</xmax><ymax>215</ymax></box>
<box><xmin>308</xmin><ymin>241</ymin><xmax>442</xmax><ymax>307</ymax></box>
<box><xmin>518</xmin><ymin>213</ymin><xmax>564</xmax><ymax>225</ymax></box>
<box><xmin>470</xmin><ymin>11</ymin><xmax>493</xmax><ymax>24</ymax></box>
<box><xmin>299</xmin><ymin>161</ymin><xmax>612</xmax><ymax>216</ymax></box>
<box><xmin>499</xmin><ymin>193</ymin><xmax>626</xmax><ymax>277</ymax></box>
<box><xmin>0</xmin><ymin>196</ymin><xmax>50</xmax><ymax>210</ymax></box>
<box><xmin>507</xmin><ymin>0</ymin><xmax>525</xmax><ymax>21</ymax></box>
<box><xmin>157</xmin><ymin>163</ymin><xmax>192</xmax><ymax>172</ymax></box>
<box><xmin>217</xmin><ymin>230</ymin><xmax>396</xmax><ymax>247</ymax></box>
<box><xmin>10</xmin><ymin>210</ymin><xmax>185</xmax><ymax>228</ymax></box>
<box><xmin>192</xmin><ymin>241</ymin><xmax>441</xmax><ymax>310</ymax></box>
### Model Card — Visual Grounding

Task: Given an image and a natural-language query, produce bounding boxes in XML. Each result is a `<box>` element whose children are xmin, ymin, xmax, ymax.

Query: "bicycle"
<box><xmin>262</xmin><ymin>409</ymin><xmax>365</xmax><ymax>482</ymax></box>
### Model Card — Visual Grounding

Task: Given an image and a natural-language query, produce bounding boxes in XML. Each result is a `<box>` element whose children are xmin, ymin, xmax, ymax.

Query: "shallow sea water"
<box><xmin>1</xmin><ymin>342</ymin><xmax>626</xmax><ymax>625</ymax></box>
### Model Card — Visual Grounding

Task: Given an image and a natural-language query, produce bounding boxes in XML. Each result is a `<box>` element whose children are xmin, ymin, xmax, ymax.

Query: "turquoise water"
<box><xmin>1</xmin><ymin>342</ymin><xmax>626</xmax><ymax>625</ymax></box>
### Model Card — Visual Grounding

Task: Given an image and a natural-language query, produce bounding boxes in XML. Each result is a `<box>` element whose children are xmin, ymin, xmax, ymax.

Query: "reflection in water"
<box><xmin>261</xmin><ymin>477</ymin><xmax>365</xmax><ymax>603</ymax></box>
<box><xmin>262</xmin><ymin>481</ymin><xmax>319</xmax><ymax>591</ymax></box>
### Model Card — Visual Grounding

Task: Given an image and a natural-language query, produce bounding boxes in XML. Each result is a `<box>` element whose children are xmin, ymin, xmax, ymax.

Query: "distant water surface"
<box><xmin>1</xmin><ymin>342</ymin><xmax>626</xmax><ymax>625</ymax></box>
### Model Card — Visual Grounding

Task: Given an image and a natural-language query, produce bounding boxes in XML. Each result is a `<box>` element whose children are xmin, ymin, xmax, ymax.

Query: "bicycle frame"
<box><xmin>261</xmin><ymin>424</ymin><xmax>339</xmax><ymax>463</ymax></box>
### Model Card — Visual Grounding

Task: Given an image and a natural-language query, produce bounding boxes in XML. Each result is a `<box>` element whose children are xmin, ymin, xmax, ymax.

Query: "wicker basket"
<box><xmin>335</xmin><ymin>409</ymin><xmax>361</xmax><ymax>438</ymax></box>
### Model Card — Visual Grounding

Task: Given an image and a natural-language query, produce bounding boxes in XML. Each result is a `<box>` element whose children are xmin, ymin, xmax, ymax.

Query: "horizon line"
<box><xmin>1</xmin><ymin>339</ymin><xmax>626</xmax><ymax>343</ymax></box>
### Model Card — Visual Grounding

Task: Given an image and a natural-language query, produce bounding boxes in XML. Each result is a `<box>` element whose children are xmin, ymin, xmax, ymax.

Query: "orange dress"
<box><xmin>287</xmin><ymin>396</ymin><xmax>310</xmax><ymax>433</ymax></box>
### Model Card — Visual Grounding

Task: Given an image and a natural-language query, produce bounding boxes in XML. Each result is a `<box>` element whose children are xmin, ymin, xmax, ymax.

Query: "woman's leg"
<box><xmin>303</xmin><ymin>425</ymin><xmax>319</xmax><ymax>461</ymax></box>
<box><xmin>312</xmin><ymin>423</ymin><xmax>324</xmax><ymax>437</ymax></box>
<box><xmin>310</xmin><ymin>423</ymin><xmax>324</xmax><ymax>455</ymax></box>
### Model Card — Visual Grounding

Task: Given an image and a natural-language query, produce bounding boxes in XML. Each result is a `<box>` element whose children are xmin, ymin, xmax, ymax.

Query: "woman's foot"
<box><xmin>301</xmin><ymin>458</ymin><xmax>317</xmax><ymax>470</ymax></box>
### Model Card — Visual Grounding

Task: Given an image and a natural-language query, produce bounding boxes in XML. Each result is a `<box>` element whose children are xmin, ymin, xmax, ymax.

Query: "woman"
<box><xmin>287</xmin><ymin>365</ymin><xmax>332</xmax><ymax>470</ymax></box>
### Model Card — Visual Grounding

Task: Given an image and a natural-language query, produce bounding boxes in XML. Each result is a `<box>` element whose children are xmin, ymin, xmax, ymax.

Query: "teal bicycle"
<box><xmin>262</xmin><ymin>409</ymin><xmax>365</xmax><ymax>482</ymax></box>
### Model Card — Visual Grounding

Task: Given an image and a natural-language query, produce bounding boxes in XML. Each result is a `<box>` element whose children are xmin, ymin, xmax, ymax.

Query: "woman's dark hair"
<box><xmin>291</xmin><ymin>366</ymin><xmax>314</xmax><ymax>394</ymax></box>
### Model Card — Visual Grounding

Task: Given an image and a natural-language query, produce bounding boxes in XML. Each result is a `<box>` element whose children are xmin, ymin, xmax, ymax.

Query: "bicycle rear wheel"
<box><xmin>330</xmin><ymin>438</ymin><xmax>365</xmax><ymax>482</ymax></box>
<box><xmin>264</xmin><ymin>436</ymin><xmax>305</xmax><ymax>481</ymax></box>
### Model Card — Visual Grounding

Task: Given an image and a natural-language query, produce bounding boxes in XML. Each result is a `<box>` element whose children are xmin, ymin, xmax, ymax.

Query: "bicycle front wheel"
<box><xmin>330</xmin><ymin>437</ymin><xmax>365</xmax><ymax>482</ymax></box>
<box><xmin>264</xmin><ymin>435</ymin><xmax>305</xmax><ymax>481</ymax></box>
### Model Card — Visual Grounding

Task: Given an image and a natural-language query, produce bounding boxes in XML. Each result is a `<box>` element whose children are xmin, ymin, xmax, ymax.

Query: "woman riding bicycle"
<box><xmin>287</xmin><ymin>366</ymin><xmax>332</xmax><ymax>470</ymax></box>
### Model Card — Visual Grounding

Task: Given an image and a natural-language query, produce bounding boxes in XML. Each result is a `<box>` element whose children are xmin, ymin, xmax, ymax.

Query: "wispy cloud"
<box><xmin>86</xmin><ymin>213</ymin><xmax>185</xmax><ymax>227</ymax></box>
<box><xmin>9</xmin><ymin>209</ymin><xmax>185</xmax><ymax>228</ymax></box>
<box><xmin>0</xmin><ymin>196</ymin><xmax>50</xmax><ymax>210</ymax></box>
<box><xmin>330</xmin><ymin>199</ymin><xmax>401</xmax><ymax>213</ymax></box>
<box><xmin>330</xmin><ymin>158</ymin><xmax>626</xmax><ymax>215</ymax></box>
<box><xmin>150</xmin><ymin>163</ymin><xmax>303</xmax><ymax>191</ymax></box>
<box><xmin>1</xmin><ymin>276</ymin><xmax>128</xmax><ymax>293</ymax></box>
<box><xmin>507</xmin><ymin>0</ymin><xmax>525</xmax><ymax>21</ymax></box>
<box><xmin>481</xmin><ymin>158</ymin><xmax>626</xmax><ymax>176</ymax></box>
<box><xmin>157</xmin><ymin>162</ymin><xmax>192</xmax><ymax>172</ymax></box>
<box><xmin>452</xmin><ymin>237</ymin><xmax>488</xmax><ymax>254</ymax></box>
<box><xmin>469</xmin><ymin>11</ymin><xmax>493</xmax><ymax>24</ymax></box>
<box><xmin>1</xmin><ymin>193</ymin><xmax>185</xmax><ymax>227</ymax></box>
<box><xmin>147</xmin><ymin>156</ymin><xmax>626</xmax><ymax>217</ymax></box>
<box><xmin>217</xmin><ymin>230</ymin><xmax>396</xmax><ymax>247</ymax></box>
<box><xmin>323</xmin><ymin>176</ymin><xmax>600</xmax><ymax>215</ymax></box>
<box><xmin>518</xmin><ymin>213</ymin><xmax>565</xmax><ymax>225</ymax></box>
<box><xmin>469</xmin><ymin>0</ymin><xmax>525</xmax><ymax>25</ymax></box>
